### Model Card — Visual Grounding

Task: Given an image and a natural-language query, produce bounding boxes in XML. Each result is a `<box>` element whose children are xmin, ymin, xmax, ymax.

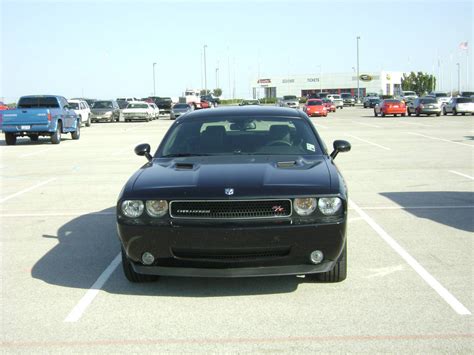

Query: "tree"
<box><xmin>401</xmin><ymin>72</ymin><xmax>436</xmax><ymax>96</ymax></box>
<box><xmin>200</xmin><ymin>89</ymin><xmax>211</xmax><ymax>96</ymax></box>
<box><xmin>213</xmin><ymin>88</ymin><xmax>222</xmax><ymax>97</ymax></box>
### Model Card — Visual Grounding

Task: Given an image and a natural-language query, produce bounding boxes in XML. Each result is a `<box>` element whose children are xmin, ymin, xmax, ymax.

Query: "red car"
<box><xmin>0</xmin><ymin>102</ymin><xmax>9</xmax><ymax>110</ymax></box>
<box><xmin>322</xmin><ymin>98</ymin><xmax>336</xmax><ymax>112</ymax></box>
<box><xmin>200</xmin><ymin>100</ymin><xmax>211</xmax><ymax>109</ymax></box>
<box><xmin>374</xmin><ymin>99</ymin><xmax>406</xmax><ymax>117</ymax></box>
<box><xmin>304</xmin><ymin>99</ymin><xmax>328</xmax><ymax>117</ymax></box>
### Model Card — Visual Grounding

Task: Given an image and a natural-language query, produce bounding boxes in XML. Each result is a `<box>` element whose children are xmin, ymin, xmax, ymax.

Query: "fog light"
<box><xmin>310</xmin><ymin>250</ymin><xmax>324</xmax><ymax>264</ymax></box>
<box><xmin>141</xmin><ymin>252</ymin><xmax>155</xmax><ymax>265</ymax></box>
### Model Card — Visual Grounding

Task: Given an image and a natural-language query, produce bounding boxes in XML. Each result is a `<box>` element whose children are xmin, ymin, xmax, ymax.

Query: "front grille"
<box><xmin>172</xmin><ymin>247</ymin><xmax>290</xmax><ymax>261</ymax></box>
<box><xmin>170</xmin><ymin>199</ymin><xmax>292</xmax><ymax>219</ymax></box>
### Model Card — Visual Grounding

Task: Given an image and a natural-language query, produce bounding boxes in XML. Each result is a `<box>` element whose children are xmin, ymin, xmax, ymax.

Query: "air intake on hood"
<box><xmin>277</xmin><ymin>161</ymin><xmax>297</xmax><ymax>168</ymax></box>
<box><xmin>175</xmin><ymin>163</ymin><xmax>194</xmax><ymax>170</ymax></box>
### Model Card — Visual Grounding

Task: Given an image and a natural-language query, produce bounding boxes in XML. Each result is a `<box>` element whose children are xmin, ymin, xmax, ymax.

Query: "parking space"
<box><xmin>1</xmin><ymin>109</ymin><xmax>472</xmax><ymax>353</ymax></box>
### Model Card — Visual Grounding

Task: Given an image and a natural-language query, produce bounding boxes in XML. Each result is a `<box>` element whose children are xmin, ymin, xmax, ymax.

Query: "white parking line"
<box><xmin>408</xmin><ymin>132</ymin><xmax>473</xmax><ymax>147</ymax></box>
<box><xmin>352</xmin><ymin>121</ymin><xmax>381</xmax><ymax>128</ymax></box>
<box><xmin>350</xmin><ymin>198</ymin><xmax>471</xmax><ymax>316</ymax></box>
<box><xmin>0</xmin><ymin>178</ymin><xmax>57</xmax><ymax>203</ymax></box>
<box><xmin>20</xmin><ymin>147</ymin><xmax>55</xmax><ymax>158</ymax></box>
<box><xmin>64</xmin><ymin>253</ymin><xmax>121</xmax><ymax>322</ymax></box>
<box><xmin>346</xmin><ymin>134</ymin><xmax>391</xmax><ymax>150</ymax></box>
<box><xmin>400</xmin><ymin>121</ymin><xmax>433</xmax><ymax>127</ymax></box>
<box><xmin>449</xmin><ymin>170</ymin><xmax>474</xmax><ymax>181</ymax></box>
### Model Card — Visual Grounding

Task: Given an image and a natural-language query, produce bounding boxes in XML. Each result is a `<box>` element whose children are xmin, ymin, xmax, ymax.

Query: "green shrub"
<box><xmin>258</xmin><ymin>97</ymin><xmax>278</xmax><ymax>104</ymax></box>
<box><xmin>219</xmin><ymin>99</ymin><xmax>242</xmax><ymax>105</ymax></box>
<box><xmin>299</xmin><ymin>96</ymin><xmax>308</xmax><ymax>104</ymax></box>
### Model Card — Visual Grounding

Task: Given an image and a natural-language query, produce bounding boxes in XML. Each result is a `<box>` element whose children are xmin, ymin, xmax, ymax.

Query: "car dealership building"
<box><xmin>252</xmin><ymin>71</ymin><xmax>404</xmax><ymax>98</ymax></box>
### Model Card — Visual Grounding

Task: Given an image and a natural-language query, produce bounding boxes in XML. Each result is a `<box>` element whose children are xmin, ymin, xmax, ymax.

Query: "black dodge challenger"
<box><xmin>117</xmin><ymin>106</ymin><xmax>351</xmax><ymax>282</ymax></box>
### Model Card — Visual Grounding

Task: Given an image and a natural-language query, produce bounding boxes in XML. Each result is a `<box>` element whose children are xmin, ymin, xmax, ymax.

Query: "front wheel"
<box><xmin>5</xmin><ymin>133</ymin><xmax>17</xmax><ymax>145</ymax></box>
<box><xmin>86</xmin><ymin>115</ymin><xmax>91</xmax><ymax>127</ymax></box>
<box><xmin>374</xmin><ymin>110</ymin><xmax>378</xmax><ymax>117</ymax></box>
<box><xmin>443</xmin><ymin>108</ymin><xmax>447</xmax><ymax>116</ymax></box>
<box><xmin>121</xmin><ymin>248</ymin><xmax>158</xmax><ymax>283</ymax></box>
<box><xmin>51</xmin><ymin>122</ymin><xmax>62</xmax><ymax>144</ymax></box>
<box><xmin>436</xmin><ymin>112</ymin><xmax>441</xmax><ymax>116</ymax></box>
<box><xmin>307</xmin><ymin>242</ymin><xmax>347</xmax><ymax>283</ymax></box>
<box><xmin>381</xmin><ymin>111</ymin><xmax>385</xmax><ymax>117</ymax></box>
<box><xmin>453</xmin><ymin>109</ymin><xmax>457</xmax><ymax>116</ymax></box>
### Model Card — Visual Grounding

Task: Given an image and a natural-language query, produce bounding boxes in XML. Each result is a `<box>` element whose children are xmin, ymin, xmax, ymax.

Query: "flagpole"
<box><xmin>467</xmin><ymin>44</ymin><xmax>469</xmax><ymax>91</ymax></box>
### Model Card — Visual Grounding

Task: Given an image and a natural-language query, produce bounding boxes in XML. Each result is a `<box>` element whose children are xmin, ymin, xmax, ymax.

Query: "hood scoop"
<box><xmin>276</xmin><ymin>161</ymin><xmax>297</xmax><ymax>168</ymax></box>
<box><xmin>174</xmin><ymin>162</ymin><xmax>195</xmax><ymax>170</ymax></box>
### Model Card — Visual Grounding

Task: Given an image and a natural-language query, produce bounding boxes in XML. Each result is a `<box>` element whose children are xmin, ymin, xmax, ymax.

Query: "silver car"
<box><xmin>278</xmin><ymin>95</ymin><xmax>299</xmax><ymax>109</ymax></box>
<box><xmin>170</xmin><ymin>103</ymin><xmax>193</xmax><ymax>120</ymax></box>
<box><xmin>327</xmin><ymin>94</ymin><xmax>344</xmax><ymax>109</ymax></box>
<box><xmin>442</xmin><ymin>97</ymin><xmax>474</xmax><ymax>115</ymax></box>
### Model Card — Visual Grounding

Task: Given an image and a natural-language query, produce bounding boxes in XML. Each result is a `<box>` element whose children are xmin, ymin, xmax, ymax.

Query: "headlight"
<box><xmin>121</xmin><ymin>200</ymin><xmax>144</xmax><ymax>217</ymax></box>
<box><xmin>293</xmin><ymin>198</ymin><xmax>317</xmax><ymax>216</ymax></box>
<box><xmin>104</xmin><ymin>111</ymin><xmax>112</xmax><ymax>116</ymax></box>
<box><xmin>146</xmin><ymin>200</ymin><xmax>168</xmax><ymax>217</ymax></box>
<box><xmin>318</xmin><ymin>197</ymin><xmax>342</xmax><ymax>216</ymax></box>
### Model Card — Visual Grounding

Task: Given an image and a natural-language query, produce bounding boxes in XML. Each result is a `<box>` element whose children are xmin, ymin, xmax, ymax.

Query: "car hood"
<box><xmin>173</xmin><ymin>108</ymin><xmax>190</xmax><ymax>113</ymax></box>
<box><xmin>123</xmin><ymin>108</ymin><xmax>148</xmax><ymax>113</ymax></box>
<box><xmin>129</xmin><ymin>156</ymin><xmax>332</xmax><ymax>199</ymax></box>
<box><xmin>91</xmin><ymin>108</ymin><xmax>113</xmax><ymax>113</ymax></box>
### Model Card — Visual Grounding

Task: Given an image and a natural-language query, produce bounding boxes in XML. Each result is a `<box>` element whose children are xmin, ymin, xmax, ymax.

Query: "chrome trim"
<box><xmin>169</xmin><ymin>199</ymin><xmax>293</xmax><ymax>219</ymax></box>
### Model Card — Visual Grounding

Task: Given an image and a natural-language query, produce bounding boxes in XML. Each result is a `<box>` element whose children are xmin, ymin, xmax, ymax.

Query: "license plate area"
<box><xmin>20</xmin><ymin>125</ymin><xmax>30</xmax><ymax>130</ymax></box>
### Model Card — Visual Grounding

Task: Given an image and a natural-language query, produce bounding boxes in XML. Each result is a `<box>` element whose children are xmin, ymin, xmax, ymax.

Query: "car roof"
<box><xmin>178</xmin><ymin>106</ymin><xmax>306</xmax><ymax>120</ymax></box>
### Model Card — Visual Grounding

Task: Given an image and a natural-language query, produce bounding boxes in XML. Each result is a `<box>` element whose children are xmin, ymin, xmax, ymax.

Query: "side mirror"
<box><xmin>135</xmin><ymin>143</ymin><xmax>152</xmax><ymax>162</ymax></box>
<box><xmin>330</xmin><ymin>140</ymin><xmax>351</xmax><ymax>160</ymax></box>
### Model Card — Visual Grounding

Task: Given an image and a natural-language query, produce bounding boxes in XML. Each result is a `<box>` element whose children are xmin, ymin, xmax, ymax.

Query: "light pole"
<box><xmin>216</xmin><ymin>67</ymin><xmax>219</xmax><ymax>89</ymax></box>
<box><xmin>458</xmin><ymin>62</ymin><xmax>461</xmax><ymax>92</ymax></box>
<box><xmin>203</xmin><ymin>45</ymin><xmax>208</xmax><ymax>93</ymax></box>
<box><xmin>152</xmin><ymin>62</ymin><xmax>157</xmax><ymax>96</ymax></box>
<box><xmin>356</xmin><ymin>36</ymin><xmax>360</xmax><ymax>100</ymax></box>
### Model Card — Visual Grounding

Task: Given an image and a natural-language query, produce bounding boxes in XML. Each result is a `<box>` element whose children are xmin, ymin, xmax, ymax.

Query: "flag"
<box><xmin>459</xmin><ymin>42</ymin><xmax>468</xmax><ymax>50</ymax></box>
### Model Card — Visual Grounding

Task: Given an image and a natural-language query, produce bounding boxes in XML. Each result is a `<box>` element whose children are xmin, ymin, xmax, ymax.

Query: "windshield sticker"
<box><xmin>306</xmin><ymin>143</ymin><xmax>315</xmax><ymax>152</ymax></box>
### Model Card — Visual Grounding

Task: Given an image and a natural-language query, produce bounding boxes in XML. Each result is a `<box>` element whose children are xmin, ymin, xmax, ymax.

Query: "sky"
<box><xmin>1</xmin><ymin>0</ymin><xmax>472</xmax><ymax>102</ymax></box>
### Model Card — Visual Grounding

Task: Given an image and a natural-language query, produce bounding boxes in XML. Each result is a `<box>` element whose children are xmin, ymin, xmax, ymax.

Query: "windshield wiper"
<box><xmin>161</xmin><ymin>153</ymin><xmax>212</xmax><ymax>158</ymax></box>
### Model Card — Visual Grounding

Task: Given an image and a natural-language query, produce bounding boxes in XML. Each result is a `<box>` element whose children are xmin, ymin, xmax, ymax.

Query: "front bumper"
<box><xmin>118</xmin><ymin>220</ymin><xmax>346</xmax><ymax>277</ymax></box>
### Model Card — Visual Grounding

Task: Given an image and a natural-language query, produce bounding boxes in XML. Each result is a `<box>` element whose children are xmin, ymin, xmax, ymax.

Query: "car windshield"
<box><xmin>307</xmin><ymin>100</ymin><xmax>323</xmax><ymax>106</ymax></box>
<box><xmin>68</xmin><ymin>102</ymin><xmax>79</xmax><ymax>109</ymax></box>
<box><xmin>17</xmin><ymin>97</ymin><xmax>60</xmax><ymax>108</ymax></box>
<box><xmin>127</xmin><ymin>103</ymin><xmax>148</xmax><ymax>109</ymax></box>
<box><xmin>403</xmin><ymin>92</ymin><xmax>416</xmax><ymax>96</ymax></box>
<box><xmin>434</xmin><ymin>93</ymin><xmax>448</xmax><ymax>97</ymax></box>
<box><xmin>457</xmin><ymin>98</ymin><xmax>474</xmax><ymax>103</ymax></box>
<box><xmin>92</xmin><ymin>101</ymin><xmax>113</xmax><ymax>109</ymax></box>
<box><xmin>283</xmin><ymin>96</ymin><xmax>297</xmax><ymax>100</ymax></box>
<box><xmin>159</xmin><ymin>116</ymin><xmax>322</xmax><ymax>157</ymax></box>
<box><xmin>173</xmin><ymin>104</ymin><xmax>190</xmax><ymax>109</ymax></box>
<box><xmin>341</xmin><ymin>94</ymin><xmax>351</xmax><ymax>98</ymax></box>
<box><xmin>420</xmin><ymin>98</ymin><xmax>436</xmax><ymax>103</ymax></box>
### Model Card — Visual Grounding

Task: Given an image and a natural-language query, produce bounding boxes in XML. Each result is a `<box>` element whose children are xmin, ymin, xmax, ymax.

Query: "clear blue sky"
<box><xmin>1</xmin><ymin>0</ymin><xmax>472</xmax><ymax>102</ymax></box>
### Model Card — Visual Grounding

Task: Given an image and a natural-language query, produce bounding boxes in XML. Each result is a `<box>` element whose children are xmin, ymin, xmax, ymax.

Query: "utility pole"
<box><xmin>356</xmin><ymin>36</ymin><xmax>360</xmax><ymax>98</ymax></box>
<box><xmin>203</xmin><ymin>45</ymin><xmax>208</xmax><ymax>93</ymax></box>
<box><xmin>152</xmin><ymin>62</ymin><xmax>157</xmax><ymax>96</ymax></box>
<box><xmin>456</xmin><ymin>62</ymin><xmax>461</xmax><ymax>93</ymax></box>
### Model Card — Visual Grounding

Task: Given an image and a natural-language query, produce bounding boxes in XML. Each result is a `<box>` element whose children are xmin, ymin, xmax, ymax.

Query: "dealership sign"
<box><xmin>258</xmin><ymin>79</ymin><xmax>271</xmax><ymax>84</ymax></box>
<box><xmin>359</xmin><ymin>74</ymin><xmax>373</xmax><ymax>82</ymax></box>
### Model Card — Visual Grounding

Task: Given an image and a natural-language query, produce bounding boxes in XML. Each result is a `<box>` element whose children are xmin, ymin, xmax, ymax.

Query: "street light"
<box><xmin>152</xmin><ymin>62</ymin><xmax>157</xmax><ymax>96</ymax></box>
<box><xmin>356</xmin><ymin>36</ymin><xmax>360</xmax><ymax>100</ymax></box>
<box><xmin>215</xmin><ymin>67</ymin><xmax>219</xmax><ymax>89</ymax></box>
<box><xmin>203</xmin><ymin>45</ymin><xmax>208</xmax><ymax>93</ymax></box>
<box><xmin>456</xmin><ymin>62</ymin><xmax>460</xmax><ymax>93</ymax></box>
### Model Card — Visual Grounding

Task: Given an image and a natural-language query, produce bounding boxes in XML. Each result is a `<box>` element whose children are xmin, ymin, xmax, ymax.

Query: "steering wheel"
<box><xmin>266</xmin><ymin>140</ymin><xmax>292</xmax><ymax>147</ymax></box>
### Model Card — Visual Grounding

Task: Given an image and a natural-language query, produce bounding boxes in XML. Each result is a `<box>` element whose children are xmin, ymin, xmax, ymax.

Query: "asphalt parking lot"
<box><xmin>1</xmin><ymin>106</ymin><xmax>472</xmax><ymax>353</ymax></box>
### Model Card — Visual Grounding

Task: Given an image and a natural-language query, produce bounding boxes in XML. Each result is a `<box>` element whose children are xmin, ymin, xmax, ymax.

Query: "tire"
<box><xmin>5</xmin><ymin>133</ymin><xmax>17</xmax><ymax>145</ymax></box>
<box><xmin>71</xmin><ymin>120</ymin><xmax>80</xmax><ymax>140</ymax></box>
<box><xmin>381</xmin><ymin>111</ymin><xmax>385</xmax><ymax>117</ymax></box>
<box><xmin>436</xmin><ymin>112</ymin><xmax>441</xmax><ymax>117</ymax></box>
<box><xmin>374</xmin><ymin>110</ymin><xmax>378</xmax><ymax>117</ymax></box>
<box><xmin>86</xmin><ymin>115</ymin><xmax>91</xmax><ymax>127</ymax></box>
<box><xmin>307</xmin><ymin>242</ymin><xmax>347</xmax><ymax>283</ymax></box>
<box><xmin>443</xmin><ymin>108</ymin><xmax>447</xmax><ymax>116</ymax></box>
<box><xmin>116</xmin><ymin>112</ymin><xmax>122</xmax><ymax>122</ymax></box>
<box><xmin>462</xmin><ymin>113</ymin><xmax>466</xmax><ymax>116</ymax></box>
<box><xmin>394</xmin><ymin>114</ymin><xmax>397</xmax><ymax>117</ymax></box>
<box><xmin>416</xmin><ymin>110</ymin><xmax>420</xmax><ymax>117</ymax></box>
<box><xmin>29</xmin><ymin>134</ymin><xmax>39</xmax><ymax>141</ymax></box>
<box><xmin>453</xmin><ymin>109</ymin><xmax>457</xmax><ymax>116</ymax></box>
<box><xmin>51</xmin><ymin>121</ymin><xmax>61</xmax><ymax>144</ymax></box>
<box><xmin>121</xmin><ymin>248</ymin><xmax>158</xmax><ymax>283</ymax></box>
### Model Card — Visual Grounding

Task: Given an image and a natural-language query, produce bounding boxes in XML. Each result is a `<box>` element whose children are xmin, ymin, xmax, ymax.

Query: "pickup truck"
<box><xmin>1</xmin><ymin>95</ymin><xmax>81</xmax><ymax>145</ymax></box>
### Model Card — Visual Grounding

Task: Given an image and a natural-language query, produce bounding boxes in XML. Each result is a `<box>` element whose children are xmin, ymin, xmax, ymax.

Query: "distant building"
<box><xmin>252</xmin><ymin>71</ymin><xmax>404</xmax><ymax>98</ymax></box>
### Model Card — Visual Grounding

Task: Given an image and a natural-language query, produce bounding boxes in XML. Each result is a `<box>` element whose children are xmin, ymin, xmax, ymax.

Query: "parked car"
<box><xmin>1</xmin><ymin>95</ymin><xmax>80</xmax><ymax>145</ymax></box>
<box><xmin>0</xmin><ymin>101</ymin><xmax>9</xmax><ymax>110</ymax></box>
<box><xmin>401</xmin><ymin>91</ymin><xmax>418</xmax><ymax>104</ymax></box>
<box><xmin>147</xmin><ymin>97</ymin><xmax>173</xmax><ymax>115</ymax></box>
<box><xmin>149</xmin><ymin>102</ymin><xmax>160</xmax><ymax>120</ymax></box>
<box><xmin>322</xmin><ymin>99</ymin><xmax>336</xmax><ymax>112</ymax></box>
<box><xmin>459</xmin><ymin>91</ymin><xmax>474</xmax><ymax>98</ymax></box>
<box><xmin>68</xmin><ymin>99</ymin><xmax>91</xmax><ymax>127</ymax></box>
<box><xmin>362</xmin><ymin>94</ymin><xmax>379</xmax><ymax>107</ymax></box>
<box><xmin>170</xmin><ymin>103</ymin><xmax>193</xmax><ymax>120</ymax></box>
<box><xmin>239</xmin><ymin>99</ymin><xmax>260</xmax><ymax>106</ymax></box>
<box><xmin>117</xmin><ymin>97</ymin><xmax>139</xmax><ymax>102</ymax></box>
<box><xmin>303</xmin><ymin>99</ymin><xmax>327</xmax><ymax>117</ymax></box>
<box><xmin>374</xmin><ymin>99</ymin><xmax>406</xmax><ymax>117</ymax></box>
<box><xmin>364</xmin><ymin>97</ymin><xmax>381</xmax><ymax>108</ymax></box>
<box><xmin>117</xmin><ymin>100</ymin><xmax>129</xmax><ymax>109</ymax></box>
<box><xmin>442</xmin><ymin>97</ymin><xmax>474</xmax><ymax>115</ymax></box>
<box><xmin>428</xmin><ymin>92</ymin><xmax>451</xmax><ymax>106</ymax></box>
<box><xmin>407</xmin><ymin>97</ymin><xmax>441</xmax><ymax>116</ymax></box>
<box><xmin>309</xmin><ymin>92</ymin><xmax>329</xmax><ymax>99</ymax></box>
<box><xmin>201</xmin><ymin>94</ymin><xmax>220</xmax><ymax>107</ymax></box>
<box><xmin>327</xmin><ymin>94</ymin><xmax>344</xmax><ymax>109</ymax></box>
<box><xmin>90</xmin><ymin>100</ymin><xmax>121</xmax><ymax>123</ymax></box>
<box><xmin>340</xmin><ymin>93</ymin><xmax>355</xmax><ymax>106</ymax></box>
<box><xmin>278</xmin><ymin>95</ymin><xmax>299</xmax><ymax>109</ymax></box>
<box><xmin>122</xmin><ymin>102</ymin><xmax>154</xmax><ymax>122</ymax></box>
<box><xmin>117</xmin><ymin>106</ymin><xmax>351</xmax><ymax>283</ymax></box>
